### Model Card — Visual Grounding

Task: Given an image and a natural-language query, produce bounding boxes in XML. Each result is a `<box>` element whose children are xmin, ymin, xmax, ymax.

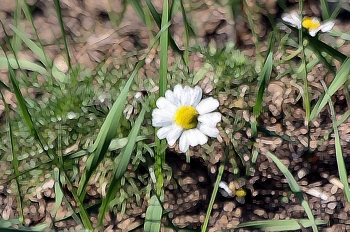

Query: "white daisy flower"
<box><xmin>152</xmin><ymin>84</ymin><xmax>221</xmax><ymax>153</ymax></box>
<box><xmin>281</xmin><ymin>11</ymin><xmax>335</xmax><ymax>37</ymax></box>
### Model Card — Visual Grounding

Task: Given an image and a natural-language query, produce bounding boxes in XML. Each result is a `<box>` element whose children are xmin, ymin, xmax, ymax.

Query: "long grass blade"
<box><xmin>1</xmin><ymin>91</ymin><xmax>24</xmax><ymax>224</ymax></box>
<box><xmin>0</xmin><ymin>57</ymin><xmax>49</xmax><ymax>75</ymax></box>
<box><xmin>145</xmin><ymin>0</ymin><xmax>183</xmax><ymax>56</ymax></box>
<box><xmin>98</xmin><ymin>104</ymin><xmax>147</xmax><ymax>225</ymax></box>
<box><xmin>18</xmin><ymin>0</ymin><xmax>51</xmax><ymax>68</ymax></box>
<box><xmin>236</xmin><ymin>219</ymin><xmax>327</xmax><ymax>231</ymax></box>
<box><xmin>322</xmin><ymin>81</ymin><xmax>350</xmax><ymax>202</ymax></box>
<box><xmin>266</xmin><ymin>151</ymin><xmax>318</xmax><ymax>232</ymax></box>
<box><xmin>202</xmin><ymin>146</ymin><xmax>227</xmax><ymax>232</ymax></box>
<box><xmin>144</xmin><ymin>195</ymin><xmax>162</xmax><ymax>232</ymax></box>
<box><xmin>310</xmin><ymin>57</ymin><xmax>350</xmax><ymax>121</ymax></box>
<box><xmin>154</xmin><ymin>0</ymin><xmax>170</xmax><ymax>198</ymax></box>
<box><xmin>53</xmin><ymin>0</ymin><xmax>71</xmax><ymax>69</ymax></box>
<box><xmin>9</xmin><ymin>24</ymin><xmax>52</xmax><ymax>68</ymax></box>
<box><xmin>77</xmin><ymin>60</ymin><xmax>145</xmax><ymax>200</ymax></box>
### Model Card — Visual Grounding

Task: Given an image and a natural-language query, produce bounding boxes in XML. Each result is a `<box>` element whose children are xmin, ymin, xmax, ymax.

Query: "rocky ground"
<box><xmin>1</xmin><ymin>0</ymin><xmax>350</xmax><ymax>231</ymax></box>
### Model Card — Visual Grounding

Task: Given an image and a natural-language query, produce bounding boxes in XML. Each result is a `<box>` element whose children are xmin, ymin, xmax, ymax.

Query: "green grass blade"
<box><xmin>236</xmin><ymin>219</ymin><xmax>327</xmax><ymax>231</ymax></box>
<box><xmin>159</xmin><ymin>0</ymin><xmax>169</xmax><ymax>98</ymax></box>
<box><xmin>154</xmin><ymin>0</ymin><xmax>170</xmax><ymax>198</ymax></box>
<box><xmin>144</xmin><ymin>195</ymin><xmax>162</xmax><ymax>232</ymax></box>
<box><xmin>323</xmin><ymin>81</ymin><xmax>350</xmax><ymax>202</ymax></box>
<box><xmin>0</xmin><ymin>57</ymin><xmax>49</xmax><ymax>75</ymax></box>
<box><xmin>286</xmin><ymin>26</ymin><xmax>347</xmax><ymax>62</ymax></box>
<box><xmin>98</xmin><ymin>105</ymin><xmax>147</xmax><ymax>225</ymax></box>
<box><xmin>266</xmin><ymin>151</ymin><xmax>318</xmax><ymax>232</ymax></box>
<box><xmin>53</xmin><ymin>0</ymin><xmax>71</xmax><ymax>69</ymax></box>
<box><xmin>18</xmin><ymin>0</ymin><xmax>51</xmax><ymax>68</ymax></box>
<box><xmin>319</xmin><ymin>0</ymin><xmax>330</xmax><ymax>19</ymax></box>
<box><xmin>128</xmin><ymin>0</ymin><xmax>146</xmax><ymax>22</ymax></box>
<box><xmin>11</xmin><ymin>0</ymin><xmax>22</xmax><ymax>53</ymax></box>
<box><xmin>9</xmin><ymin>24</ymin><xmax>52</xmax><ymax>68</ymax></box>
<box><xmin>306</xmin><ymin>32</ymin><xmax>347</xmax><ymax>63</ymax></box>
<box><xmin>310</xmin><ymin>57</ymin><xmax>350</xmax><ymax>121</ymax></box>
<box><xmin>202</xmin><ymin>146</ymin><xmax>227</xmax><ymax>232</ymax></box>
<box><xmin>1</xmin><ymin>91</ymin><xmax>24</xmax><ymax>224</ymax></box>
<box><xmin>52</xmin><ymin>168</ymin><xmax>64</xmax><ymax>220</ymax></box>
<box><xmin>2</xmin><ymin>49</ymin><xmax>50</xmax><ymax>160</ymax></box>
<box><xmin>179</xmin><ymin>0</ymin><xmax>194</xmax><ymax>67</ymax></box>
<box><xmin>77</xmin><ymin>20</ymin><xmax>170</xmax><ymax>201</ymax></box>
<box><xmin>77</xmin><ymin>60</ymin><xmax>145</xmax><ymax>200</ymax></box>
<box><xmin>145</xmin><ymin>0</ymin><xmax>183</xmax><ymax>56</ymax></box>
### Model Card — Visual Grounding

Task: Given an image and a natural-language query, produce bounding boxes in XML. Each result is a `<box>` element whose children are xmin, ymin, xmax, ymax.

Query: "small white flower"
<box><xmin>281</xmin><ymin>11</ymin><xmax>334</xmax><ymax>37</ymax></box>
<box><xmin>152</xmin><ymin>84</ymin><xmax>221</xmax><ymax>153</ymax></box>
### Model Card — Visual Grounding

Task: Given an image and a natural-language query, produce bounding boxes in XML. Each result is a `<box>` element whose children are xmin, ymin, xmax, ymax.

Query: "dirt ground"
<box><xmin>1</xmin><ymin>0</ymin><xmax>350</xmax><ymax>231</ymax></box>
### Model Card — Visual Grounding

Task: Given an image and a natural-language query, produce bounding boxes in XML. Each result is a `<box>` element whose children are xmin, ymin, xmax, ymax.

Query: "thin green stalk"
<box><xmin>202</xmin><ymin>146</ymin><xmax>227</xmax><ymax>232</ymax></box>
<box><xmin>155</xmin><ymin>0</ymin><xmax>169</xmax><ymax>198</ymax></box>
<box><xmin>298</xmin><ymin>1</ymin><xmax>311</xmax><ymax>151</ymax></box>
<box><xmin>243</xmin><ymin>0</ymin><xmax>263</xmax><ymax>63</ymax></box>
<box><xmin>322</xmin><ymin>81</ymin><xmax>350</xmax><ymax>203</ymax></box>
<box><xmin>53</xmin><ymin>0</ymin><xmax>71</xmax><ymax>69</ymax></box>
<box><xmin>1</xmin><ymin>92</ymin><xmax>24</xmax><ymax>224</ymax></box>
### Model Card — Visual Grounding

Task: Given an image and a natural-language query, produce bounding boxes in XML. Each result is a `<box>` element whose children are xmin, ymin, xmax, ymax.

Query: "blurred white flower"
<box><xmin>281</xmin><ymin>11</ymin><xmax>334</xmax><ymax>37</ymax></box>
<box><xmin>152</xmin><ymin>84</ymin><xmax>221</xmax><ymax>153</ymax></box>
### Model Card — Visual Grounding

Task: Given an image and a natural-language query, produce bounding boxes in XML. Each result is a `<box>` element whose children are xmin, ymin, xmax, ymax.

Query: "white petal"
<box><xmin>198</xmin><ymin>123</ymin><xmax>219</xmax><ymax>138</ymax></box>
<box><xmin>309</xmin><ymin>29</ymin><xmax>319</xmax><ymax>37</ymax></box>
<box><xmin>166</xmin><ymin>124</ymin><xmax>183</xmax><ymax>146</ymax></box>
<box><xmin>179</xmin><ymin>131</ymin><xmax>190</xmax><ymax>153</ymax></box>
<box><xmin>190</xmin><ymin>86</ymin><xmax>202</xmax><ymax>107</ymax></box>
<box><xmin>198</xmin><ymin>112</ymin><xmax>221</xmax><ymax>127</ymax></box>
<box><xmin>181</xmin><ymin>86</ymin><xmax>192</xmax><ymax>106</ymax></box>
<box><xmin>165</xmin><ymin>89</ymin><xmax>180</xmax><ymax>107</ymax></box>
<box><xmin>192</xmin><ymin>128</ymin><xmax>208</xmax><ymax>145</ymax></box>
<box><xmin>156</xmin><ymin>125</ymin><xmax>174</xmax><ymax>139</ymax></box>
<box><xmin>156</xmin><ymin>97</ymin><xmax>177</xmax><ymax>112</ymax></box>
<box><xmin>173</xmin><ymin>84</ymin><xmax>183</xmax><ymax>103</ymax></box>
<box><xmin>282</xmin><ymin>11</ymin><xmax>301</xmax><ymax>28</ymax></box>
<box><xmin>152</xmin><ymin>109</ymin><xmax>174</xmax><ymax>127</ymax></box>
<box><xmin>196</xmin><ymin>97</ymin><xmax>219</xmax><ymax>115</ymax></box>
<box><xmin>219</xmin><ymin>181</ymin><xmax>233</xmax><ymax>197</ymax></box>
<box><xmin>187</xmin><ymin>130</ymin><xmax>198</xmax><ymax>147</ymax></box>
<box><xmin>319</xmin><ymin>21</ymin><xmax>334</xmax><ymax>32</ymax></box>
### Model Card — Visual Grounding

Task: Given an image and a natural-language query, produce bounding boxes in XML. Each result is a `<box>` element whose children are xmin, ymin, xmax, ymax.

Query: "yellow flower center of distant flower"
<box><xmin>302</xmin><ymin>17</ymin><xmax>321</xmax><ymax>31</ymax></box>
<box><xmin>174</xmin><ymin>106</ymin><xmax>199</xmax><ymax>130</ymax></box>
<box><xmin>236</xmin><ymin>188</ymin><xmax>247</xmax><ymax>197</ymax></box>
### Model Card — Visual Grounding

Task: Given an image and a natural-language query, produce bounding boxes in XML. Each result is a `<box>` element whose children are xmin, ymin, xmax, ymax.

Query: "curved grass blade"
<box><xmin>77</xmin><ymin>60</ymin><xmax>145</xmax><ymax>200</ymax></box>
<box><xmin>18</xmin><ymin>0</ymin><xmax>52</xmax><ymax>68</ymax></box>
<box><xmin>154</xmin><ymin>0</ymin><xmax>170</xmax><ymax>198</ymax></box>
<box><xmin>322</xmin><ymin>81</ymin><xmax>350</xmax><ymax>202</ymax></box>
<box><xmin>145</xmin><ymin>0</ymin><xmax>183</xmax><ymax>56</ymax></box>
<box><xmin>98</xmin><ymin>104</ymin><xmax>147</xmax><ymax>226</ymax></box>
<box><xmin>144</xmin><ymin>195</ymin><xmax>162</xmax><ymax>232</ymax></box>
<box><xmin>53</xmin><ymin>0</ymin><xmax>71</xmax><ymax>69</ymax></box>
<box><xmin>201</xmin><ymin>146</ymin><xmax>227</xmax><ymax>232</ymax></box>
<box><xmin>252</xmin><ymin>32</ymin><xmax>274</xmax><ymax>136</ymax></box>
<box><xmin>77</xmin><ymin>21</ymin><xmax>171</xmax><ymax>201</ymax></box>
<box><xmin>0</xmin><ymin>57</ymin><xmax>49</xmax><ymax>75</ymax></box>
<box><xmin>9</xmin><ymin>24</ymin><xmax>52</xmax><ymax>68</ymax></box>
<box><xmin>235</xmin><ymin>219</ymin><xmax>327</xmax><ymax>231</ymax></box>
<box><xmin>1</xmin><ymin>91</ymin><xmax>24</xmax><ymax>224</ymax></box>
<box><xmin>52</xmin><ymin>168</ymin><xmax>64</xmax><ymax>221</ymax></box>
<box><xmin>310</xmin><ymin>57</ymin><xmax>350</xmax><ymax>121</ymax></box>
<box><xmin>266</xmin><ymin>151</ymin><xmax>318</xmax><ymax>232</ymax></box>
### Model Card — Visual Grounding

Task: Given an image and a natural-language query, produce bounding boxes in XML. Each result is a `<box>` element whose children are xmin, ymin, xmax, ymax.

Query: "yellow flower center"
<box><xmin>302</xmin><ymin>17</ymin><xmax>321</xmax><ymax>30</ymax></box>
<box><xmin>174</xmin><ymin>106</ymin><xmax>199</xmax><ymax>130</ymax></box>
<box><xmin>236</xmin><ymin>188</ymin><xmax>247</xmax><ymax>197</ymax></box>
